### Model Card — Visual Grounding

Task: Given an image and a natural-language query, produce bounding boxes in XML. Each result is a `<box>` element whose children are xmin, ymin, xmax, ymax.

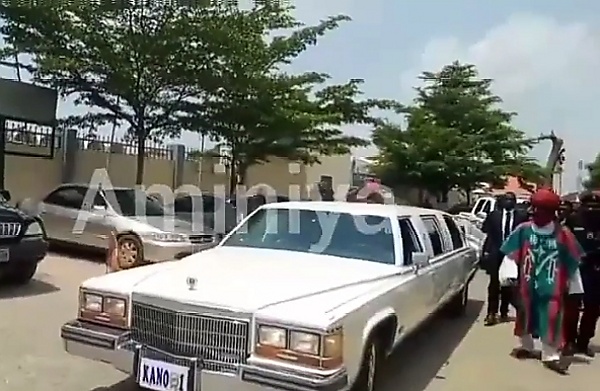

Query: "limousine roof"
<box><xmin>262</xmin><ymin>201</ymin><xmax>446</xmax><ymax>218</ymax></box>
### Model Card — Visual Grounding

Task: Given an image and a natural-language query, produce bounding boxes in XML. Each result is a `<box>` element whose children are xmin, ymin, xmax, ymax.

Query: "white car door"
<box><xmin>419</xmin><ymin>215</ymin><xmax>454</xmax><ymax>307</ymax></box>
<box><xmin>392</xmin><ymin>217</ymin><xmax>436</xmax><ymax>329</ymax></box>
<box><xmin>443</xmin><ymin>215</ymin><xmax>477</xmax><ymax>289</ymax></box>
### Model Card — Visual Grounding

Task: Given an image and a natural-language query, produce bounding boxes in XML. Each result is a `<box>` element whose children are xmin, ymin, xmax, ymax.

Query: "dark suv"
<box><xmin>0</xmin><ymin>190</ymin><xmax>48</xmax><ymax>284</ymax></box>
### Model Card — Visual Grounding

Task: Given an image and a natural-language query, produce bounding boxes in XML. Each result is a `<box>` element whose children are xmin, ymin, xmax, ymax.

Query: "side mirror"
<box><xmin>0</xmin><ymin>189</ymin><xmax>11</xmax><ymax>202</ymax></box>
<box><xmin>413</xmin><ymin>253</ymin><xmax>429</xmax><ymax>267</ymax></box>
<box><xmin>476</xmin><ymin>212</ymin><xmax>487</xmax><ymax>220</ymax></box>
<box><xmin>92</xmin><ymin>204</ymin><xmax>107</xmax><ymax>211</ymax></box>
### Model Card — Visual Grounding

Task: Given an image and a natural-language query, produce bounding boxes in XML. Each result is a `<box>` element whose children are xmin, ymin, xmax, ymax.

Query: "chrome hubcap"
<box><xmin>366</xmin><ymin>344</ymin><xmax>377</xmax><ymax>391</ymax></box>
<box><xmin>118</xmin><ymin>240</ymin><xmax>138</xmax><ymax>266</ymax></box>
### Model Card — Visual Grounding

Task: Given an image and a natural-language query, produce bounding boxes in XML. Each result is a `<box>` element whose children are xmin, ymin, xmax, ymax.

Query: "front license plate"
<box><xmin>138</xmin><ymin>357</ymin><xmax>190</xmax><ymax>391</ymax></box>
<box><xmin>0</xmin><ymin>248</ymin><xmax>9</xmax><ymax>263</ymax></box>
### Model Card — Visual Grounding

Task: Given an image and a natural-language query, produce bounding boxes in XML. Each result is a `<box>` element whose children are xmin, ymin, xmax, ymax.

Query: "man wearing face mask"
<box><xmin>481</xmin><ymin>192</ymin><xmax>528</xmax><ymax>325</ymax></box>
<box><xmin>500</xmin><ymin>188</ymin><xmax>583</xmax><ymax>374</ymax></box>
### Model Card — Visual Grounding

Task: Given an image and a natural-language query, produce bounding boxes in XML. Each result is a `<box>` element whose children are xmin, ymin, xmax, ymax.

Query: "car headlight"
<box><xmin>140</xmin><ymin>232</ymin><xmax>188</xmax><ymax>242</ymax></box>
<box><xmin>24</xmin><ymin>221</ymin><xmax>43</xmax><ymax>236</ymax></box>
<box><xmin>290</xmin><ymin>331</ymin><xmax>320</xmax><ymax>355</ymax></box>
<box><xmin>104</xmin><ymin>297</ymin><xmax>127</xmax><ymax>317</ymax></box>
<box><xmin>255</xmin><ymin>324</ymin><xmax>343</xmax><ymax>369</ymax></box>
<box><xmin>82</xmin><ymin>293</ymin><xmax>103</xmax><ymax>312</ymax></box>
<box><xmin>79</xmin><ymin>289</ymin><xmax>128</xmax><ymax>328</ymax></box>
<box><xmin>258</xmin><ymin>326</ymin><xmax>287</xmax><ymax>348</ymax></box>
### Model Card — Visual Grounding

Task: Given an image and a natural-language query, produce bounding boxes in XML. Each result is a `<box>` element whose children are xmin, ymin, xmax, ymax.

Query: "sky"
<box><xmin>2</xmin><ymin>1</ymin><xmax>600</xmax><ymax>192</ymax></box>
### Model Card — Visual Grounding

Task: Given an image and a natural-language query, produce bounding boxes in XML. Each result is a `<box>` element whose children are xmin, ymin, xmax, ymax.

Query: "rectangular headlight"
<box><xmin>82</xmin><ymin>293</ymin><xmax>102</xmax><ymax>312</ymax></box>
<box><xmin>78</xmin><ymin>290</ymin><xmax>129</xmax><ymax>328</ymax></box>
<box><xmin>104</xmin><ymin>297</ymin><xmax>127</xmax><ymax>317</ymax></box>
<box><xmin>289</xmin><ymin>331</ymin><xmax>320</xmax><ymax>355</ymax></box>
<box><xmin>255</xmin><ymin>324</ymin><xmax>344</xmax><ymax>370</ymax></box>
<box><xmin>257</xmin><ymin>326</ymin><xmax>287</xmax><ymax>348</ymax></box>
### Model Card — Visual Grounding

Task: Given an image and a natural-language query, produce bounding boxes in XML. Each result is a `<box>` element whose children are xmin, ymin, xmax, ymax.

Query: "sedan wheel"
<box><xmin>117</xmin><ymin>234</ymin><xmax>143</xmax><ymax>269</ymax></box>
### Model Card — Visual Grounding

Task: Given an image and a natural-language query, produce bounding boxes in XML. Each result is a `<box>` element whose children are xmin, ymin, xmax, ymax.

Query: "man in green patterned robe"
<box><xmin>500</xmin><ymin>188</ymin><xmax>582</xmax><ymax>374</ymax></box>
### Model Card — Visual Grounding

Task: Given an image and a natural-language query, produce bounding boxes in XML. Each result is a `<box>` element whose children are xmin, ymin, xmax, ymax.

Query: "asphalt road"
<box><xmin>0</xmin><ymin>253</ymin><xmax>599</xmax><ymax>391</ymax></box>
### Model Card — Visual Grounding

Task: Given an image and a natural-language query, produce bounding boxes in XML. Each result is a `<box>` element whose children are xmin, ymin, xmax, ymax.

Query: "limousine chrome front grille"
<box><xmin>131</xmin><ymin>302</ymin><xmax>249</xmax><ymax>374</ymax></box>
<box><xmin>0</xmin><ymin>222</ymin><xmax>21</xmax><ymax>237</ymax></box>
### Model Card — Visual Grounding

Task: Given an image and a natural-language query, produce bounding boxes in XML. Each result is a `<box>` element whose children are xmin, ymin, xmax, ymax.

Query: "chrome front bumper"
<box><xmin>61</xmin><ymin>320</ymin><xmax>348</xmax><ymax>391</ymax></box>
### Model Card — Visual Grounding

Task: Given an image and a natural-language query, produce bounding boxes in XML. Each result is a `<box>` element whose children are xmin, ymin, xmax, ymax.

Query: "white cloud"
<box><xmin>399</xmin><ymin>13</ymin><xmax>600</xmax><ymax>192</ymax></box>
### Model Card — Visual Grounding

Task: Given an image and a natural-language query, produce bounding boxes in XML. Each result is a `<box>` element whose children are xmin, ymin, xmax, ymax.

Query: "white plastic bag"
<box><xmin>568</xmin><ymin>268</ymin><xmax>584</xmax><ymax>294</ymax></box>
<box><xmin>499</xmin><ymin>256</ymin><xmax>518</xmax><ymax>286</ymax></box>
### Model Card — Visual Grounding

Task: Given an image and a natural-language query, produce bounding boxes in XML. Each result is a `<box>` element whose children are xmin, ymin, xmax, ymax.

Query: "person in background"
<box><xmin>559</xmin><ymin>200</ymin><xmax>573</xmax><ymax>224</ymax></box>
<box><xmin>563</xmin><ymin>191</ymin><xmax>600</xmax><ymax>357</ymax></box>
<box><xmin>246</xmin><ymin>188</ymin><xmax>267</xmax><ymax>215</ymax></box>
<box><xmin>482</xmin><ymin>192</ymin><xmax>528</xmax><ymax>326</ymax></box>
<box><xmin>500</xmin><ymin>188</ymin><xmax>582</xmax><ymax>374</ymax></box>
<box><xmin>318</xmin><ymin>179</ymin><xmax>335</xmax><ymax>201</ymax></box>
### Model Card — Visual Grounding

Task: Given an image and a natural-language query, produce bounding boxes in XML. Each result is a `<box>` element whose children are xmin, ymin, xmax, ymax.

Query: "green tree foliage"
<box><xmin>0</xmin><ymin>3</ymin><xmax>236</xmax><ymax>184</ymax></box>
<box><xmin>179</xmin><ymin>4</ymin><xmax>399</xmax><ymax>190</ymax></box>
<box><xmin>584</xmin><ymin>153</ymin><xmax>600</xmax><ymax>190</ymax></box>
<box><xmin>373</xmin><ymin>61</ymin><xmax>541</xmax><ymax>202</ymax></box>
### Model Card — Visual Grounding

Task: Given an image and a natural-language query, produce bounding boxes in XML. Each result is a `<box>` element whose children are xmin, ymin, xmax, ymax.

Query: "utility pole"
<box><xmin>577</xmin><ymin>159</ymin><xmax>584</xmax><ymax>191</ymax></box>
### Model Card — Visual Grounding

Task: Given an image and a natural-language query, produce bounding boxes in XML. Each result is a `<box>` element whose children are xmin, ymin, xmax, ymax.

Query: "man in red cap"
<box><xmin>500</xmin><ymin>188</ymin><xmax>583</xmax><ymax>374</ymax></box>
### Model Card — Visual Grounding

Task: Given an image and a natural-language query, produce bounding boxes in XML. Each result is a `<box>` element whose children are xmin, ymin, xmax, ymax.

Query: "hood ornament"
<box><xmin>186</xmin><ymin>277</ymin><xmax>197</xmax><ymax>291</ymax></box>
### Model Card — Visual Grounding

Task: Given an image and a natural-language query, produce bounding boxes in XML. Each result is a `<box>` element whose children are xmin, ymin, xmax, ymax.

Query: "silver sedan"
<box><xmin>18</xmin><ymin>184</ymin><xmax>216</xmax><ymax>269</ymax></box>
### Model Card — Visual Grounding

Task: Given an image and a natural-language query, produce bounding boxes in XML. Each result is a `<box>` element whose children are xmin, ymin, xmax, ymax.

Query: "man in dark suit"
<box><xmin>481</xmin><ymin>192</ymin><xmax>528</xmax><ymax>326</ymax></box>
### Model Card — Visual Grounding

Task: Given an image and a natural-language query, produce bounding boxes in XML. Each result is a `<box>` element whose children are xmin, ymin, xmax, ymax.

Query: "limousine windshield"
<box><xmin>223</xmin><ymin>207</ymin><xmax>396</xmax><ymax>264</ymax></box>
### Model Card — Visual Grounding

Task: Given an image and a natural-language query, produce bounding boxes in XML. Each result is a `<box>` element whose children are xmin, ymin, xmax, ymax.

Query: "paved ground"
<box><xmin>0</xmin><ymin>253</ymin><xmax>599</xmax><ymax>391</ymax></box>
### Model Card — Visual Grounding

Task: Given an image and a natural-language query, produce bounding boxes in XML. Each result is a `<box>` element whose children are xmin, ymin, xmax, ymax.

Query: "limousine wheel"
<box><xmin>352</xmin><ymin>337</ymin><xmax>383</xmax><ymax>391</ymax></box>
<box><xmin>117</xmin><ymin>234</ymin><xmax>144</xmax><ymax>269</ymax></box>
<box><xmin>446</xmin><ymin>285</ymin><xmax>469</xmax><ymax>317</ymax></box>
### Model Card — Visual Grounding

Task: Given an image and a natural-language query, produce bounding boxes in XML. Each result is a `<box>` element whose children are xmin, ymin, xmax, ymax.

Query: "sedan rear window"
<box><xmin>223</xmin><ymin>208</ymin><xmax>395</xmax><ymax>265</ymax></box>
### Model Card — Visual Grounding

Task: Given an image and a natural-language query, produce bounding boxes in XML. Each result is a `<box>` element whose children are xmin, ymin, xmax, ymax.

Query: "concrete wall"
<box><xmin>6</xmin><ymin>129</ymin><xmax>352</xmax><ymax>202</ymax></box>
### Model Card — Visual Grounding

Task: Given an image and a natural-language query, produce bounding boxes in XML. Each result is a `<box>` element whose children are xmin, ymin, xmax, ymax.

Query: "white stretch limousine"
<box><xmin>61</xmin><ymin>202</ymin><xmax>478</xmax><ymax>391</ymax></box>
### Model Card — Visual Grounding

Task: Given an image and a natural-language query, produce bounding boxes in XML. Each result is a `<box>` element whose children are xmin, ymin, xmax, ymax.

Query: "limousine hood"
<box><xmin>83</xmin><ymin>246</ymin><xmax>399</xmax><ymax>319</ymax></box>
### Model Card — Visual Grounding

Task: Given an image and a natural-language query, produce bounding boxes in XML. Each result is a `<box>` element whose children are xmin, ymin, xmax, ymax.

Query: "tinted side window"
<box><xmin>174</xmin><ymin>196</ymin><xmax>193</xmax><ymax>212</ymax></box>
<box><xmin>422</xmin><ymin>217</ymin><xmax>444</xmax><ymax>256</ymax></box>
<box><xmin>443</xmin><ymin>216</ymin><xmax>464</xmax><ymax>250</ymax></box>
<box><xmin>473</xmin><ymin>200</ymin><xmax>484</xmax><ymax>214</ymax></box>
<box><xmin>481</xmin><ymin>200</ymin><xmax>492</xmax><ymax>214</ymax></box>
<box><xmin>398</xmin><ymin>218</ymin><xmax>423</xmax><ymax>265</ymax></box>
<box><xmin>44</xmin><ymin>186</ymin><xmax>86</xmax><ymax>209</ymax></box>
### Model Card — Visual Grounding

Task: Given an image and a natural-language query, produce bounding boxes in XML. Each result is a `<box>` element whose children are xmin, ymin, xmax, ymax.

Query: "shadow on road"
<box><xmin>380</xmin><ymin>299</ymin><xmax>484</xmax><ymax>391</ymax></box>
<box><xmin>49</xmin><ymin>243</ymin><xmax>106</xmax><ymax>263</ymax></box>
<box><xmin>88</xmin><ymin>300</ymin><xmax>484</xmax><ymax>391</ymax></box>
<box><xmin>89</xmin><ymin>377</ymin><xmax>136</xmax><ymax>391</ymax></box>
<box><xmin>0</xmin><ymin>278</ymin><xmax>59</xmax><ymax>299</ymax></box>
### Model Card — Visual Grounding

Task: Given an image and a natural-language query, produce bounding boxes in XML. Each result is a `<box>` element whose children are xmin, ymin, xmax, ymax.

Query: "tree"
<box><xmin>0</xmin><ymin>3</ymin><xmax>233</xmax><ymax>183</ymax></box>
<box><xmin>179</xmin><ymin>4</ymin><xmax>399</xmax><ymax>191</ymax></box>
<box><xmin>584</xmin><ymin>153</ymin><xmax>600</xmax><ymax>190</ymax></box>
<box><xmin>373</xmin><ymin>61</ymin><xmax>539</xmax><ymax>203</ymax></box>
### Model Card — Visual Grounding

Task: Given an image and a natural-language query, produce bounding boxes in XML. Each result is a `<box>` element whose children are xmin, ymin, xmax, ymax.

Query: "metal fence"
<box><xmin>5</xmin><ymin>119</ymin><xmax>59</xmax><ymax>149</ymax></box>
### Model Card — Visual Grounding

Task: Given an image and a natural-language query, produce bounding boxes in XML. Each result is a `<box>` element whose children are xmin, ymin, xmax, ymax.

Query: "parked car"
<box><xmin>228</xmin><ymin>194</ymin><xmax>290</xmax><ymax>220</ymax></box>
<box><xmin>61</xmin><ymin>201</ymin><xmax>477</xmax><ymax>391</ymax></box>
<box><xmin>18</xmin><ymin>184</ymin><xmax>216</xmax><ymax>269</ymax></box>
<box><xmin>0</xmin><ymin>190</ymin><xmax>48</xmax><ymax>284</ymax></box>
<box><xmin>169</xmin><ymin>193</ymin><xmax>237</xmax><ymax>235</ymax></box>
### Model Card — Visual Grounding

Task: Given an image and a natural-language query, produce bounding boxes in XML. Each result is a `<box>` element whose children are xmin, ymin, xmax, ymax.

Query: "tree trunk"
<box><xmin>238</xmin><ymin>162</ymin><xmax>248</xmax><ymax>187</ymax></box>
<box><xmin>464</xmin><ymin>188</ymin><xmax>472</xmax><ymax>205</ymax></box>
<box><xmin>228</xmin><ymin>150</ymin><xmax>237</xmax><ymax>197</ymax></box>
<box><xmin>135</xmin><ymin>131</ymin><xmax>145</xmax><ymax>185</ymax></box>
